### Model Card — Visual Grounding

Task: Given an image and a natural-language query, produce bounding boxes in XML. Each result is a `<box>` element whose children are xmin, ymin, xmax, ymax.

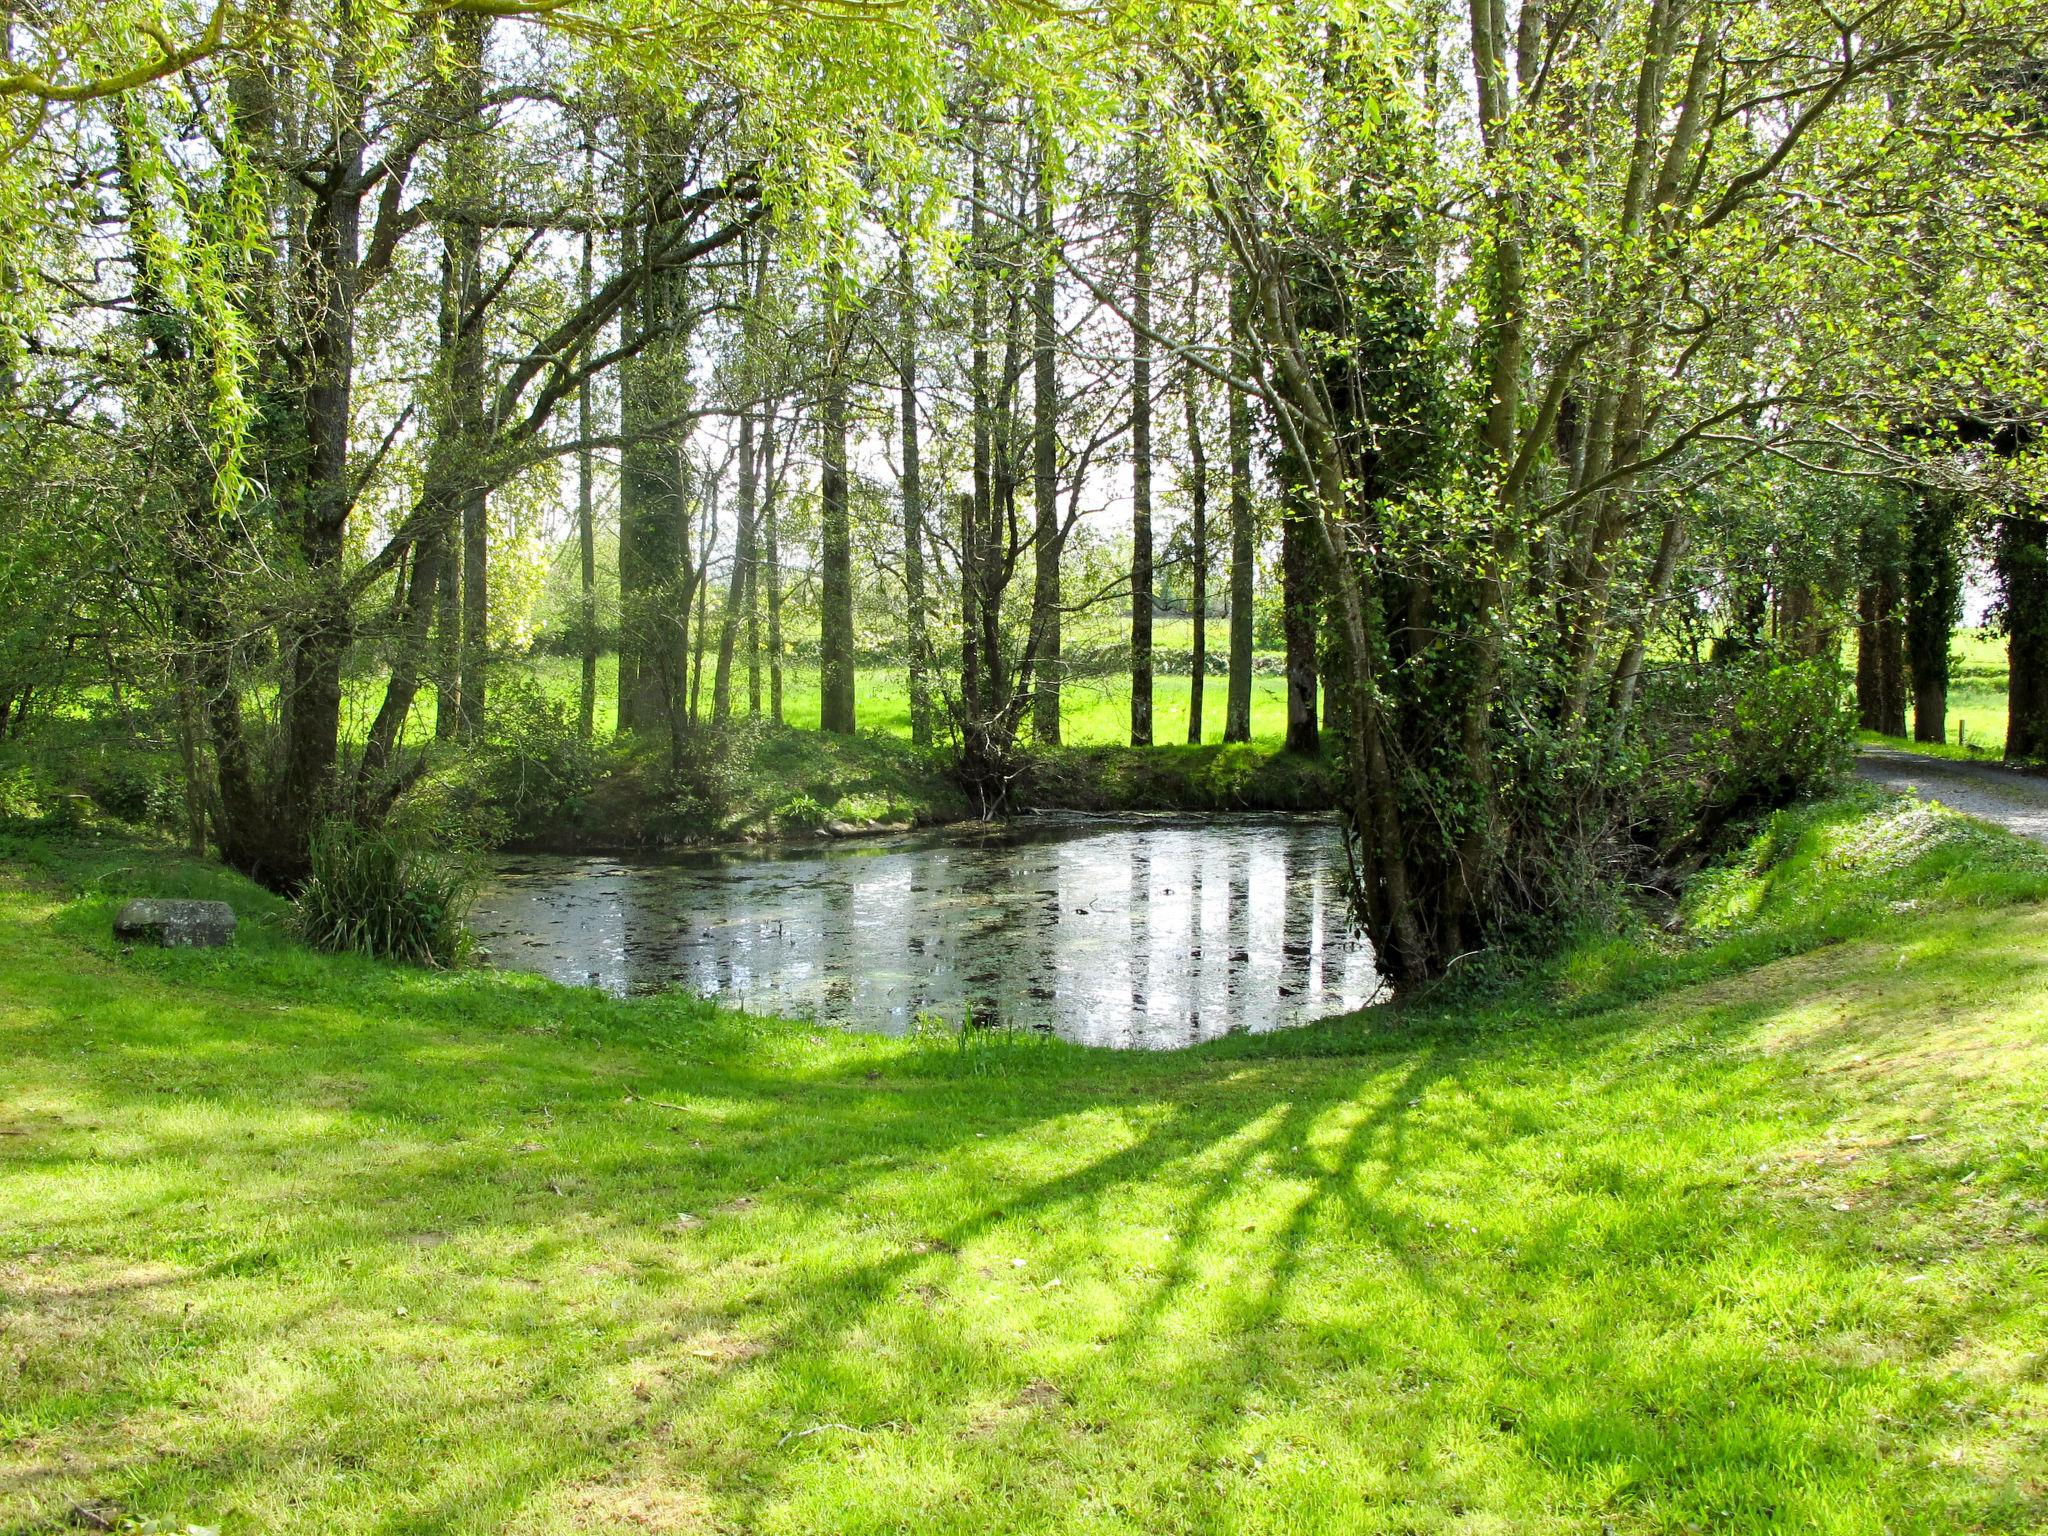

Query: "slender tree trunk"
<box><xmin>436</xmin><ymin>527</ymin><xmax>460</xmax><ymax>737</ymax></box>
<box><xmin>459</xmin><ymin>481</ymin><xmax>488</xmax><ymax>734</ymax></box>
<box><xmin>745</xmin><ymin>526</ymin><xmax>761</xmax><ymax>717</ymax></box>
<box><xmin>1280</xmin><ymin>475</ymin><xmax>1319</xmax><ymax>754</ymax></box>
<box><xmin>1030</xmin><ymin>143</ymin><xmax>1062</xmax><ymax>746</ymax></box>
<box><xmin>900</xmin><ymin>239</ymin><xmax>933</xmax><ymax>746</ymax></box>
<box><xmin>1224</xmin><ymin>277</ymin><xmax>1254</xmax><ymax>744</ymax></box>
<box><xmin>819</xmin><ymin>303</ymin><xmax>856</xmax><ymax>734</ymax></box>
<box><xmin>763</xmin><ymin>415</ymin><xmax>784</xmax><ymax>724</ymax></box>
<box><xmin>577</xmin><ymin>213</ymin><xmax>598</xmax><ymax>742</ymax></box>
<box><xmin>963</xmin><ymin>123</ymin><xmax>988</xmax><ymax>721</ymax></box>
<box><xmin>688</xmin><ymin>482</ymin><xmax>712</xmax><ymax>725</ymax></box>
<box><xmin>1129</xmin><ymin>137</ymin><xmax>1154</xmax><ymax>747</ymax></box>
<box><xmin>1184</xmin><ymin>353</ymin><xmax>1208</xmax><ymax>745</ymax></box>
<box><xmin>714</xmin><ymin>408</ymin><xmax>756</xmax><ymax>722</ymax></box>
<box><xmin>1997</xmin><ymin>511</ymin><xmax>2048</xmax><ymax>763</ymax></box>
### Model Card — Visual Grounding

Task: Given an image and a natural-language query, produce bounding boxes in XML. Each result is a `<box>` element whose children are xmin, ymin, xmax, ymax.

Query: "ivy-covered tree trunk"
<box><xmin>1905</xmin><ymin>489</ymin><xmax>1963</xmax><ymax>744</ymax></box>
<box><xmin>1856</xmin><ymin>517</ymin><xmax>1906</xmax><ymax>737</ymax></box>
<box><xmin>1997</xmin><ymin>512</ymin><xmax>2048</xmax><ymax>764</ymax></box>
<box><xmin>818</xmin><ymin>309</ymin><xmax>856</xmax><ymax>735</ymax></box>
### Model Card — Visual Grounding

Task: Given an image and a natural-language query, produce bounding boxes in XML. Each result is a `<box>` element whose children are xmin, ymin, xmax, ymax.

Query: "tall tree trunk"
<box><xmin>714</xmin><ymin>409</ymin><xmax>756</xmax><ymax>722</ymax></box>
<box><xmin>265</xmin><ymin>3</ymin><xmax>376</xmax><ymax>884</ymax></box>
<box><xmin>577</xmin><ymin>210</ymin><xmax>598</xmax><ymax>743</ymax></box>
<box><xmin>745</xmin><ymin>518</ymin><xmax>761</xmax><ymax>717</ymax></box>
<box><xmin>1128</xmin><ymin>137</ymin><xmax>1154</xmax><ymax>747</ymax></box>
<box><xmin>459</xmin><ymin>482</ymin><xmax>488</xmax><ymax>735</ymax></box>
<box><xmin>1906</xmin><ymin>488</ymin><xmax>1962</xmax><ymax>744</ymax></box>
<box><xmin>819</xmin><ymin>306</ymin><xmax>856</xmax><ymax>735</ymax></box>
<box><xmin>1280</xmin><ymin>476</ymin><xmax>1319</xmax><ymax>754</ymax></box>
<box><xmin>1224</xmin><ymin>277</ymin><xmax>1254</xmax><ymax>744</ymax></box>
<box><xmin>1997</xmin><ymin>511</ymin><xmax>2048</xmax><ymax>763</ymax></box>
<box><xmin>436</xmin><ymin>529</ymin><xmax>461</xmax><ymax>737</ymax></box>
<box><xmin>963</xmin><ymin>123</ymin><xmax>988</xmax><ymax>721</ymax></box>
<box><xmin>617</xmin><ymin>246</ymin><xmax>688</xmax><ymax>734</ymax></box>
<box><xmin>900</xmin><ymin>239</ymin><xmax>933</xmax><ymax>746</ymax></box>
<box><xmin>763</xmin><ymin>415</ymin><xmax>784</xmax><ymax>724</ymax></box>
<box><xmin>1184</xmin><ymin>352</ymin><xmax>1208</xmax><ymax>745</ymax></box>
<box><xmin>1856</xmin><ymin>515</ymin><xmax>1908</xmax><ymax>737</ymax></box>
<box><xmin>687</xmin><ymin>480</ymin><xmax>712</xmax><ymax>728</ymax></box>
<box><xmin>1030</xmin><ymin>144</ymin><xmax>1062</xmax><ymax>746</ymax></box>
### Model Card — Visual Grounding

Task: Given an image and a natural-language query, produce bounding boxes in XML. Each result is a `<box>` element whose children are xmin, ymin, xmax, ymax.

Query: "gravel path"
<box><xmin>1855</xmin><ymin>747</ymin><xmax>2048</xmax><ymax>846</ymax></box>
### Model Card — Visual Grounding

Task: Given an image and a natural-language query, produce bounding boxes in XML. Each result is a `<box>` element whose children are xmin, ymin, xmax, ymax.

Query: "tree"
<box><xmin>1905</xmin><ymin>489</ymin><xmax>1965</xmax><ymax>744</ymax></box>
<box><xmin>818</xmin><ymin>280</ymin><xmax>856</xmax><ymax>736</ymax></box>
<box><xmin>1127</xmin><ymin>131</ymin><xmax>1155</xmax><ymax>748</ymax></box>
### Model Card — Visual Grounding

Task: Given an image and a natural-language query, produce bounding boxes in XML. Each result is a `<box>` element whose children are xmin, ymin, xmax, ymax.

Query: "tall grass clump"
<box><xmin>293</xmin><ymin>821</ymin><xmax>475</xmax><ymax>966</ymax></box>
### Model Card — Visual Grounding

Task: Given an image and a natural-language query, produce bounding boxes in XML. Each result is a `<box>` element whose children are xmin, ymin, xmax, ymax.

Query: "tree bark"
<box><xmin>1279</xmin><ymin>474</ymin><xmax>1318</xmax><ymax>754</ymax></box>
<box><xmin>1184</xmin><ymin>351</ymin><xmax>1208</xmax><ymax>745</ymax></box>
<box><xmin>577</xmin><ymin>207</ymin><xmax>598</xmax><ymax>743</ymax></box>
<box><xmin>819</xmin><ymin>301</ymin><xmax>856</xmax><ymax>735</ymax></box>
<box><xmin>1030</xmin><ymin>144</ymin><xmax>1062</xmax><ymax>747</ymax></box>
<box><xmin>1128</xmin><ymin>136</ymin><xmax>1154</xmax><ymax>747</ymax></box>
<box><xmin>1998</xmin><ymin>511</ymin><xmax>2048</xmax><ymax>763</ymax></box>
<box><xmin>713</xmin><ymin>407</ymin><xmax>756</xmax><ymax>723</ymax></box>
<box><xmin>1906</xmin><ymin>488</ymin><xmax>1962</xmax><ymax>744</ymax></box>
<box><xmin>763</xmin><ymin>415</ymin><xmax>784</xmax><ymax>723</ymax></box>
<box><xmin>900</xmin><ymin>239</ymin><xmax>933</xmax><ymax>746</ymax></box>
<box><xmin>1224</xmin><ymin>276</ymin><xmax>1254</xmax><ymax>744</ymax></box>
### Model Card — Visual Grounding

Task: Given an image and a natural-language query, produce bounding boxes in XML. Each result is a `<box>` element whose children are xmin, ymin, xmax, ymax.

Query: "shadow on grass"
<box><xmin>3</xmin><ymin>818</ymin><xmax>2047</xmax><ymax>1531</ymax></box>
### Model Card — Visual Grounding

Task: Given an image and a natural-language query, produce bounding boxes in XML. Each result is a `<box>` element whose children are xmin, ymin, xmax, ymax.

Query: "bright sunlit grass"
<box><xmin>2</xmin><ymin>796</ymin><xmax>2046</xmax><ymax>1532</ymax></box>
<box><xmin>511</xmin><ymin>653</ymin><xmax>1301</xmax><ymax>749</ymax></box>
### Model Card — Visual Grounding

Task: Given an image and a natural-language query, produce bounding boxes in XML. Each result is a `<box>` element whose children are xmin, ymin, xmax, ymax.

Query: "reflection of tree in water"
<box><xmin>1277</xmin><ymin>836</ymin><xmax>1310</xmax><ymax>1001</ymax></box>
<box><xmin>471</xmin><ymin>821</ymin><xmax>1380</xmax><ymax>1047</ymax></box>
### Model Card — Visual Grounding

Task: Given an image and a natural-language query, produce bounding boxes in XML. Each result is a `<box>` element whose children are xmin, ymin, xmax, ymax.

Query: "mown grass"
<box><xmin>2</xmin><ymin>793</ymin><xmax>2046</xmax><ymax>1533</ymax></box>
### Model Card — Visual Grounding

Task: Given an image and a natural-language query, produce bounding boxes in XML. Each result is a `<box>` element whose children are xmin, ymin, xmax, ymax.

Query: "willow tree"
<box><xmin>13</xmin><ymin>0</ymin><xmax>999</xmax><ymax>886</ymax></box>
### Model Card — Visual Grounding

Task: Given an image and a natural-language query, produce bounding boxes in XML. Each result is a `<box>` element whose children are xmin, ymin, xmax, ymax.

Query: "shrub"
<box><xmin>773</xmin><ymin>792</ymin><xmax>829</xmax><ymax>831</ymax></box>
<box><xmin>294</xmin><ymin>821</ymin><xmax>475</xmax><ymax>967</ymax></box>
<box><xmin>418</xmin><ymin>678</ymin><xmax>602</xmax><ymax>846</ymax></box>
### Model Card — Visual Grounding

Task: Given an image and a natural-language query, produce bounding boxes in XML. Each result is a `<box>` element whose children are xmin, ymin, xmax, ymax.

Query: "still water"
<box><xmin>470</xmin><ymin>814</ymin><xmax>1381</xmax><ymax>1049</ymax></box>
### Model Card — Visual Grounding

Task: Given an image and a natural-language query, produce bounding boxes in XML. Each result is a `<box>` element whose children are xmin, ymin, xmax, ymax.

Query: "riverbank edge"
<box><xmin>480</xmin><ymin>726</ymin><xmax>1341</xmax><ymax>857</ymax></box>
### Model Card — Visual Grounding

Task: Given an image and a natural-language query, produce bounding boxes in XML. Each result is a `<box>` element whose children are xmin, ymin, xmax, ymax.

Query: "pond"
<box><xmin>470</xmin><ymin>814</ymin><xmax>1382</xmax><ymax>1049</ymax></box>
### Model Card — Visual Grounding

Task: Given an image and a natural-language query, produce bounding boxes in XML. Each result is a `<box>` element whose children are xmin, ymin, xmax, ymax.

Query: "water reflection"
<box><xmin>471</xmin><ymin>814</ymin><xmax>1381</xmax><ymax>1049</ymax></box>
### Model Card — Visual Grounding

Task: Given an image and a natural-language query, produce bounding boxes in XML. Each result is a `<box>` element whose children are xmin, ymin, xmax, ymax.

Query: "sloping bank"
<box><xmin>443</xmin><ymin>718</ymin><xmax>1337</xmax><ymax>853</ymax></box>
<box><xmin>0</xmin><ymin>790</ymin><xmax>2044</xmax><ymax>1532</ymax></box>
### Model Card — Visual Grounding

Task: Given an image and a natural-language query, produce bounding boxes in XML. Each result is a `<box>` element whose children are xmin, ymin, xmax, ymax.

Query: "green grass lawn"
<box><xmin>3</xmin><ymin>795</ymin><xmax>2047</xmax><ymax>1531</ymax></box>
<box><xmin>513</xmin><ymin>654</ymin><xmax>1301</xmax><ymax>750</ymax></box>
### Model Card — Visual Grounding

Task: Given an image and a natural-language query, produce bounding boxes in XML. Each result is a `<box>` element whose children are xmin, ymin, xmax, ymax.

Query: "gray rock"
<box><xmin>113</xmin><ymin>898</ymin><xmax>236</xmax><ymax>949</ymax></box>
<box><xmin>821</xmin><ymin>819</ymin><xmax>914</xmax><ymax>838</ymax></box>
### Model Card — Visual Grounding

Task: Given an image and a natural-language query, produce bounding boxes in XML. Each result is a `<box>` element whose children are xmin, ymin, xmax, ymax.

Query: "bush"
<box><xmin>1636</xmin><ymin>653</ymin><xmax>1854</xmax><ymax>858</ymax></box>
<box><xmin>293</xmin><ymin>821</ymin><xmax>475</xmax><ymax>967</ymax></box>
<box><xmin>419</xmin><ymin>677</ymin><xmax>603</xmax><ymax>846</ymax></box>
<box><xmin>773</xmin><ymin>792</ymin><xmax>829</xmax><ymax>831</ymax></box>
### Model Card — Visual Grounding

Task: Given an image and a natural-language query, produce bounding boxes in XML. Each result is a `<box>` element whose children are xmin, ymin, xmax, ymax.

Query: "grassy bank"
<box><xmin>3</xmin><ymin>793</ymin><xmax>2046</xmax><ymax>1531</ymax></box>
